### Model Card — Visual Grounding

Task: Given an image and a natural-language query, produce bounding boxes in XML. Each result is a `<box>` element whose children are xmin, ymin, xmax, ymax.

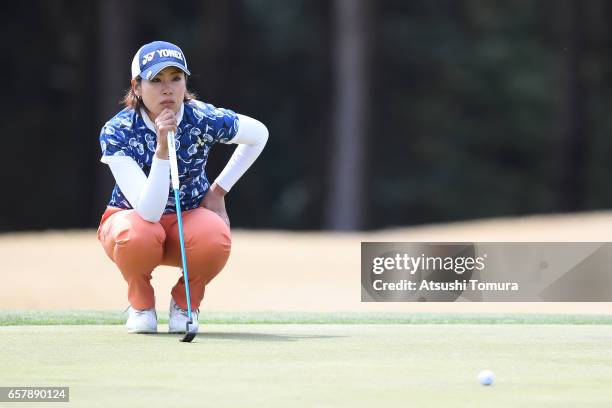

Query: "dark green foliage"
<box><xmin>2</xmin><ymin>0</ymin><xmax>611</xmax><ymax>231</ymax></box>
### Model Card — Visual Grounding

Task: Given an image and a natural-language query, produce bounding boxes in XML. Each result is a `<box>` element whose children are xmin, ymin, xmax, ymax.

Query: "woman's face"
<box><xmin>134</xmin><ymin>67</ymin><xmax>186</xmax><ymax>120</ymax></box>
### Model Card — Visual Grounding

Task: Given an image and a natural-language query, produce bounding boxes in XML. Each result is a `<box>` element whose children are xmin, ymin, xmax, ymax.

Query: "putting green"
<box><xmin>1</xmin><ymin>324</ymin><xmax>612</xmax><ymax>407</ymax></box>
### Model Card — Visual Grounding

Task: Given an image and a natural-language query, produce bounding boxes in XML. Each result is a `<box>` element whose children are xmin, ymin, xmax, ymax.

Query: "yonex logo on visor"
<box><xmin>141</xmin><ymin>49</ymin><xmax>185</xmax><ymax>66</ymax></box>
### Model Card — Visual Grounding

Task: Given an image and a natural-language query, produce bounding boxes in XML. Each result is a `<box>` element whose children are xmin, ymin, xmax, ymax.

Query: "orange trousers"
<box><xmin>97</xmin><ymin>206</ymin><xmax>231</xmax><ymax>311</ymax></box>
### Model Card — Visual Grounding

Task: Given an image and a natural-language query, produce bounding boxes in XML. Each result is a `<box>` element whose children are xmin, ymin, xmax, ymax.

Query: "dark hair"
<box><xmin>122</xmin><ymin>75</ymin><xmax>197</xmax><ymax>113</ymax></box>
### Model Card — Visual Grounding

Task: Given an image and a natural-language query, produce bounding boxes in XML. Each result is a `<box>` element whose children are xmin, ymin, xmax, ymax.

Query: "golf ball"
<box><xmin>478</xmin><ymin>369</ymin><xmax>494</xmax><ymax>386</ymax></box>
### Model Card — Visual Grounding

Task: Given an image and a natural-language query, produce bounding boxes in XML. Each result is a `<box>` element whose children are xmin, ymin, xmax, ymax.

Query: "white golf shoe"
<box><xmin>169</xmin><ymin>299</ymin><xmax>199</xmax><ymax>334</ymax></box>
<box><xmin>125</xmin><ymin>306</ymin><xmax>157</xmax><ymax>333</ymax></box>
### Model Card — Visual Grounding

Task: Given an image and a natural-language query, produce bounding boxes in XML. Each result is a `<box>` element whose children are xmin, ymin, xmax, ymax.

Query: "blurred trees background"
<box><xmin>3</xmin><ymin>0</ymin><xmax>612</xmax><ymax>232</ymax></box>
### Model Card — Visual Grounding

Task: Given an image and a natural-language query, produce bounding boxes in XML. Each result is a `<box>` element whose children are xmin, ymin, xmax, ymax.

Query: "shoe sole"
<box><xmin>127</xmin><ymin>328</ymin><xmax>158</xmax><ymax>334</ymax></box>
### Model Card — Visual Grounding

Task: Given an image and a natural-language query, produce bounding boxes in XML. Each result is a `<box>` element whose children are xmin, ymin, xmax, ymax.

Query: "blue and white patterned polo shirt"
<box><xmin>99</xmin><ymin>99</ymin><xmax>239</xmax><ymax>213</ymax></box>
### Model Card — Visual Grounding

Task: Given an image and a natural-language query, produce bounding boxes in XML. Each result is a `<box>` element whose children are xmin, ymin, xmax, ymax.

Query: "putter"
<box><xmin>167</xmin><ymin>130</ymin><xmax>197</xmax><ymax>343</ymax></box>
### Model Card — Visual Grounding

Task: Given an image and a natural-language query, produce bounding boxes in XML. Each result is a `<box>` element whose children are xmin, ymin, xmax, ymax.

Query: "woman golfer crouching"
<box><xmin>96</xmin><ymin>41</ymin><xmax>268</xmax><ymax>334</ymax></box>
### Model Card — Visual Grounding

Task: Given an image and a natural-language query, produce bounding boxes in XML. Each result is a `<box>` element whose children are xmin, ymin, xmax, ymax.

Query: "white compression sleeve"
<box><xmin>107</xmin><ymin>156</ymin><xmax>170</xmax><ymax>222</ymax></box>
<box><xmin>214</xmin><ymin>114</ymin><xmax>269</xmax><ymax>192</ymax></box>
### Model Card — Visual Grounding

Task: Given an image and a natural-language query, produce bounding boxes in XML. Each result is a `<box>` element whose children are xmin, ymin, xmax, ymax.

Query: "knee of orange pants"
<box><xmin>98</xmin><ymin>209</ymin><xmax>167</xmax><ymax>281</ymax></box>
<box><xmin>163</xmin><ymin>207</ymin><xmax>232</xmax><ymax>310</ymax></box>
<box><xmin>163</xmin><ymin>207</ymin><xmax>232</xmax><ymax>278</ymax></box>
<box><xmin>186</xmin><ymin>208</ymin><xmax>232</xmax><ymax>272</ymax></box>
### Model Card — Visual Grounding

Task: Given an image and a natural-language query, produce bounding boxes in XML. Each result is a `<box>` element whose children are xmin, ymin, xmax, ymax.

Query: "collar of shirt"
<box><xmin>139</xmin><ymin>103</ymin><xmax>185</xmax><ymax>133</ymax></box>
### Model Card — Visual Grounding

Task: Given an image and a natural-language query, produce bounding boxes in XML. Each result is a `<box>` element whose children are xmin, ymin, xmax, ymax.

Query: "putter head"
<box><xmin>180</xmin><ymin>319</ymin><xmax>197</xmax><ymax>343</ymax></box>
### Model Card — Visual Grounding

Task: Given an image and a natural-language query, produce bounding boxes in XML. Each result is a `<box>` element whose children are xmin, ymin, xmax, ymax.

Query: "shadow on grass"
<box><xmin>143</xmin><ymin>332</ymin><xmax>345</xmax><ymax>342</ymax></box>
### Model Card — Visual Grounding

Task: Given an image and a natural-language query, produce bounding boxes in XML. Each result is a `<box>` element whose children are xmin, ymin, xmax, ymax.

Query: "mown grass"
<box><xmin>1</xmin><ymin>310</ymin><xmax>611</xmax><ymax>326</ymax></box>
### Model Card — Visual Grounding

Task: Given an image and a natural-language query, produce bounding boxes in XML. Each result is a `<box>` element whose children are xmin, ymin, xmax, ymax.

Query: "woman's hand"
<box><xmin>201</xmin><ymin>183</ymin><xmax>230</xmax><ymax>228</ymax></box>
<box><xmin>154</xmin><ymin>108</ymin><xmax>177</xmax><ymax>159</ymax></box>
